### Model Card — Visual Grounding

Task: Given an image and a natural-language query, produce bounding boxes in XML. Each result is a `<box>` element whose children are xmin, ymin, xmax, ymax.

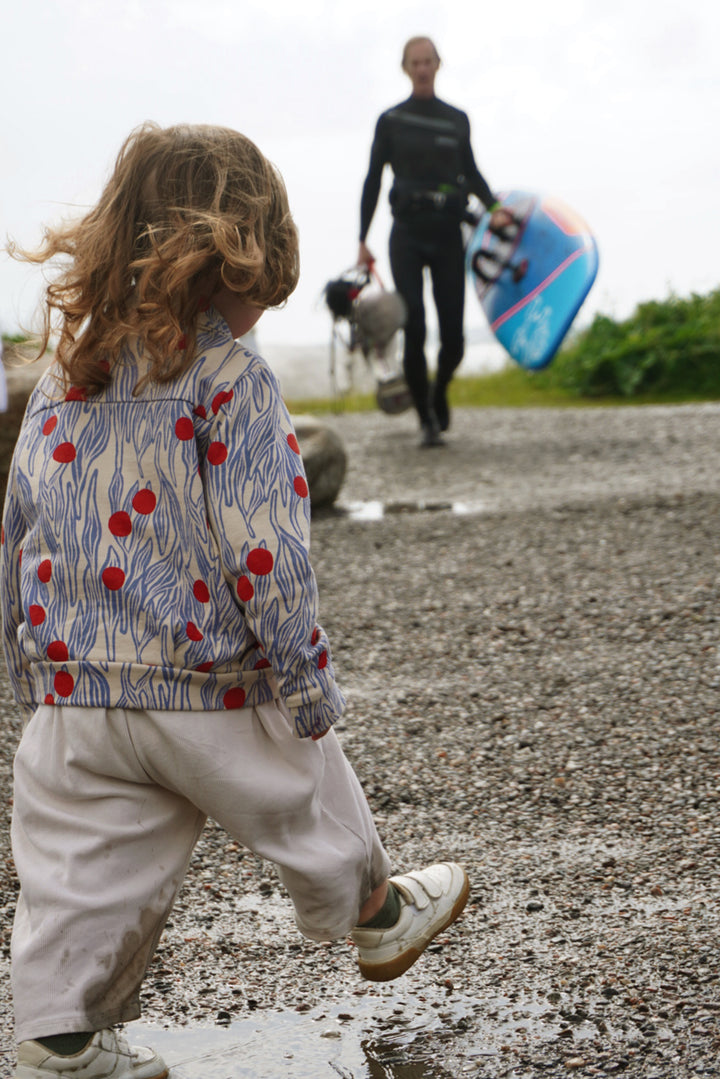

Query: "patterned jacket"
<box><xmin>0</xmin><ymin>308</ymin><xmax>345</xmax><ymax>738</ymax></box>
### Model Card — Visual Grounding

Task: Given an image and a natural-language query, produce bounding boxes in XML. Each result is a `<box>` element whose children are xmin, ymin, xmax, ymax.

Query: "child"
<box><xmin>1</xmin><ymin>123</ymin><xmax>469</xmax><ymax>1079</ymax></box>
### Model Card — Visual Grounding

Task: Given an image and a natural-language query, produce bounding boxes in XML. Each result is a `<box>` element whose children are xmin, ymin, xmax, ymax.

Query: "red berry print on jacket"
<box><xmin>101</xmin><ymin>567</ymin><xmax>125</xmax><ymax>591</ymax></box>
<box><xmin>38</xmin><ymin>559</ymin><xmax>52</xmax><ymax>583</ymax></box>
<box><xmin>29</xmin><ymin>605</ymin><xmax>46</xmax><ymax>626</ymax></box>
<box><xmin>223</xmin><ymin>687</ymin><xmax>246</xmax><ymax>709</ymax></box>
<box><xmin>54</xmin><ymin>671</ymin><xmax>74</xmax><ymax>697</ymax></box>
<box><xmin>109</xmin><ymin>512</ymin><xmax>132</xmax><ymax>537</ymax></box>
<box><xmin>293</xmin><ymin>476</ymin><xmax>308</xmax><ymax>498</ymax></box>
<box><xmin>207</xmin><ymin>441</ymin><xmax>228</xmax><ymax>465</ymax></box>
<box><xmin>53</xmin><ymin>442</ymin><xmax>76</xmax><ymax>463</ymax></box>
<box><xmin>212</xmin><ymin>390</ymin><xmax>234</xmax><ymax>414</ymax></box>
<box><xmin>193</xmin><ymin>580</ymin><xmax>210</xmax><ymax>603</ymax></box>
<box><xmin>132</xmin><ymin>489</ymin><xmax>157</xmax><ymax>515</ymax></box>
<box><xmin>237</xmin><ymin>576</ymin><xmax>254</xmax><ymax>602</ymax></box>
<box><xmin>175</xmin><ymin>417</ymin><xmax>194</xmax><ymax>440</ymax></box>
<box><xmin>47</xmin><ymin>641</ymin><xmax>69</xmax><ymax>662</ymax></box>
<box><xmin>247</xmin><ymin>548</ymin><xmax>273</xmax><ymax>576</ymax></box>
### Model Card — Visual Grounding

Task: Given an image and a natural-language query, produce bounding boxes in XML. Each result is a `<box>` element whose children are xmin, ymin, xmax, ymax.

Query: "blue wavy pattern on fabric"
<box><xmin>0</xmin><ymin>309</ymin><xmax>345</xmax><ymax>737</ymax></box>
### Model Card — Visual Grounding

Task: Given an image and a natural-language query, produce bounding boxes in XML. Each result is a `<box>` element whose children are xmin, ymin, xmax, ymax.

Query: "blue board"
<box><xmin>466</xmin><ymin>190</ymin><xmax>599</xmax><ymax>370</ymax></box>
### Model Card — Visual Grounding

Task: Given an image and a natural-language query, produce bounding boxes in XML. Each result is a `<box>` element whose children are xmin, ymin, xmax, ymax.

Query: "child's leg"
<box><xmin>11</xmin><ymin>705</ymin><xmax>206</xmax><ymax>1044</ymax></box>
<box><xmin>139</xmin><ymin>701</ymin><xmax>392</xmax><ymax>942</ymax></box>
<box><xmin>264</xmin><ymin>715</ymin><xmax>394</xmax><ymax>940</ymax></box>
<box><xmin>148</xmin><ymin>702</ymin><xmax>468</xmax><ymax>981</ymax></box>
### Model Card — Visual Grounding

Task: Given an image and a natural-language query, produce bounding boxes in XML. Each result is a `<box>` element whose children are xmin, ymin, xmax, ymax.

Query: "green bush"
<box><xmin>538</xmin><ymin>288</ymin><xmax>720</xmax><ymax>398</ymax></box>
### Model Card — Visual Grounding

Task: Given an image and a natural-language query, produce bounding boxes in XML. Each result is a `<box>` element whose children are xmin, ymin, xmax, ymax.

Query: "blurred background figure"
<box><xmin>357</xmin><ymin>35</ymin><xmax>512</xmax><ymax>446</ymax></box>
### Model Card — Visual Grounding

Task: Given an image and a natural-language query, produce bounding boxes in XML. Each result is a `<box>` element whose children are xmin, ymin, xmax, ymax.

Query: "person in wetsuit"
<box><xmin>358</xmin><ymin>36</ymin><xmax>512</xmax><ymax>446</ymax></box>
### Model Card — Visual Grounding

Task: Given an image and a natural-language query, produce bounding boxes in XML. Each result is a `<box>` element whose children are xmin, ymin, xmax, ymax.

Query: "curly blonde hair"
<box><xmin>8</xmin><ymin>123</ymin><xmax>300</xmax><ymax>394</ymax></box>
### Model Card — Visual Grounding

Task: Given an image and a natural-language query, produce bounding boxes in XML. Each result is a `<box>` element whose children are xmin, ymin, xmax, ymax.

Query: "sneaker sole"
<box><xmin>15</xmin><ymin>1068</ymin><xmax>169</xmax><ymax>1079</ymax></box>
<box><xmin>357</xmin><ymin>869</ymin><xmax>470</xmax><ymax>982</ymax></box>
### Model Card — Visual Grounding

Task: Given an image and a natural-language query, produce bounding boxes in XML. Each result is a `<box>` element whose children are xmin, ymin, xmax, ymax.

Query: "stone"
<box><xmin>0</xmin><ymin>346</ymin><xmax>49</xmax><ymax>503</ymax></box>
<box><xmin>292</xmin><ymin>414</ymin><xmax>347</xmax><ymax>510</ymax></box>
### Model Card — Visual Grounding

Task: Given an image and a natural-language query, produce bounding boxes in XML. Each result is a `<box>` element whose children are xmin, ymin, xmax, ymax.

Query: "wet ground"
<box><xmin>131</xmin><ymin>976</ymin><xmax>685</xmax><ymax>1078</ymax></box>
<box><xmin>131</xmin><ymin>992</ymin><xmax>499</xmax><ymax>1078</ymax></box>
<box><xmin>2</xmin><ymin>403</ymin><xmax>720</xmax><ymax>1078</ymax></box>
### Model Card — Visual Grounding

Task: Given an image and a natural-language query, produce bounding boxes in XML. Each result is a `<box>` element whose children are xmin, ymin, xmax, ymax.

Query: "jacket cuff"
<box><xmin>286</xmin><ymin>682</ymin><xmax>346</xmax><ymax>739</ymax></box>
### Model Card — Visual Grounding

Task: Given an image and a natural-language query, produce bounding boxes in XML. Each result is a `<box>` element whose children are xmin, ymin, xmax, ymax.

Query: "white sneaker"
<box><xmin>351</xmin><ymin>862</ymin><xmax>470</xmax><ymax>982</ymax></box>
<box><xmin>15</xmin><ymin>1029</ymin><xmax>168</xmax><ymax>1079</ymax></box>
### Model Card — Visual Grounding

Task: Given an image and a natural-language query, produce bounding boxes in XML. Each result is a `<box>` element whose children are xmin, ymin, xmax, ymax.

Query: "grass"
<box><xmin>288</xmin><ymin>288</ymin><xmax>720</xmax><ymax>413</ymax></box>
<box><xmin>285</xmin><ymin>364</ymin><xmax>720</xmax><ymax>415</ymax></box>
<box><xmin>7</xmin><ymin>286</ymin><xmax>720</xmax><ymax>417</ymax></box>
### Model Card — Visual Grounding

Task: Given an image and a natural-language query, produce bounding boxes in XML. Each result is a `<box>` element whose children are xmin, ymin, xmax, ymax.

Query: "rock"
<box><xmin>291</xmin><ymin>413</ymin><xmax>347</xmax><ymax>510</ymax></box>
<box><xmin>0</xmin><ymin>347</ymin><xmax>49</xmax><ymax>503</ymax></box>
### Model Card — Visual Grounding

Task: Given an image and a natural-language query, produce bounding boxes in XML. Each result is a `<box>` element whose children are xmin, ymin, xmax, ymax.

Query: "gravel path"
<box><xmin>1</xmin><ymin>403</ymin><xmax>719</xmax><ymax>1078</ymax></box>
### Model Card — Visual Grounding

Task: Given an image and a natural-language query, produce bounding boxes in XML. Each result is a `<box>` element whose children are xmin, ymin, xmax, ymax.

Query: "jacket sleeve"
<box><xmin>0</xmin><ymin>449</ymin><xmax>35</xmax><ymax>715</ymax></box>
<box><xmin>201</xmin><ymin>360</ymin><xmax>345</xmax><ymax>738</ymax></box>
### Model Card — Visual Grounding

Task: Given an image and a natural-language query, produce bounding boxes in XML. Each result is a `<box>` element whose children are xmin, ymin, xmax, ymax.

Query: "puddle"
<box><xmin>339</xmin><ymin>500</ymin><xmax>486</xmax><ymax>521</ymax></box>
<box><xmin>129</xmin><ymin>989</ymin><xmax>601</xmax><ymax>1077</ymax></box>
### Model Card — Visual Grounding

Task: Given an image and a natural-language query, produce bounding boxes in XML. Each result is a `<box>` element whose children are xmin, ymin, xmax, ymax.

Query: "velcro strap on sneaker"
<box><xmin>390</xmin><ymin>868</ymin><xmax>443</xmax><ymax>908</ymax></box>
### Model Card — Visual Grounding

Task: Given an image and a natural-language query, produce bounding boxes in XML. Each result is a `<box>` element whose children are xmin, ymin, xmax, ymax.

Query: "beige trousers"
<box><xmin>11</xmin><ymin>702</ymin><xmax>391</xmax><ymax>1042</ymax></box>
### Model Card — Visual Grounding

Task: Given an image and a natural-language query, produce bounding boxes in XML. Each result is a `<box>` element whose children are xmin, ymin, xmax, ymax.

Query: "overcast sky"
<box><xmin>1</xmin><ymin>0</ymin><xmax>718</xmax><ymax>350</ymax></box>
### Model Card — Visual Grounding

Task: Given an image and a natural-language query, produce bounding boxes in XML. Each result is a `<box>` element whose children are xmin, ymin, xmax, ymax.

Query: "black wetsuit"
<box><xmin>360</xmin><ymin>95</ymin><xmax>497</xmax><ymax>429</ymax></box>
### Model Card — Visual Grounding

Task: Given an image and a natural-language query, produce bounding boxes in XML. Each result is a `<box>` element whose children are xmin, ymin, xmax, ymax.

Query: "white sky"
<box><xmin>1</xmin><ymin>0</ymin><xmax>718</xmax><ymax>348</ymax></box>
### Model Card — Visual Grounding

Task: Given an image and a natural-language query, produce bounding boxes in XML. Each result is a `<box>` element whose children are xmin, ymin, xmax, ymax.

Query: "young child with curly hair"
<box><xmin>1</xmin><ymin>123</ymin><xmax>469</xmax><ymax>1079</ymax></box>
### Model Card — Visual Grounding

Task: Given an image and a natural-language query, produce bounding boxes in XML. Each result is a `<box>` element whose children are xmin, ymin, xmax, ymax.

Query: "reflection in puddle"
<box><xmin>130</xmin><ymin>1001</ymin><xmax>468</xmax><ymax>1079</ymax></box>
<box><xmin>129</xmin><ymin>989</ymin><xmax>589</xmax><ymax>1078</ymax></box>
<box><xmin>340</xmin><ymin>500</ymin><xmax>485</xmax><ymax>521</ymax></box>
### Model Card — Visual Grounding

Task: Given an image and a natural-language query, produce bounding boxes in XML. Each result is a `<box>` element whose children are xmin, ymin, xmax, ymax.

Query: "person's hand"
<box><xmin>489</xmin><ymin>206</ymin><xmax>514</xmax><ymax>231</ymax></box>
<box><xmin>357</xmin><ymin>241</ymin><xmax>375</xmax><ymax>268</ymax></box>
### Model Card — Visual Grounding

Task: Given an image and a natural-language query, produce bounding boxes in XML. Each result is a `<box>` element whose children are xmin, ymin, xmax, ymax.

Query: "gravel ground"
<box><xmin>1</xmin><ymin>402</ymin><xmax>719</xmax><ymax>1078</ymax></box>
